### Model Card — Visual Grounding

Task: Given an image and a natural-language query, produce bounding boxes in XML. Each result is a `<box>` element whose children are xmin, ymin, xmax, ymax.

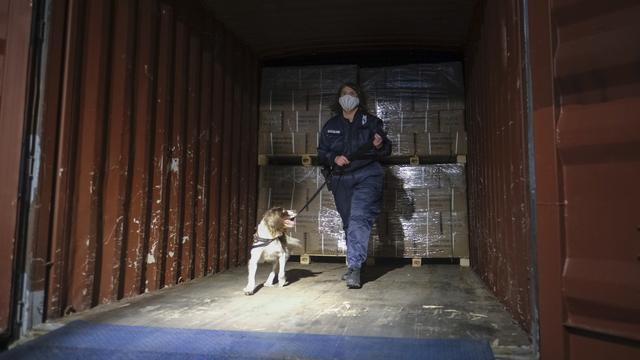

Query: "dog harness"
<box><xmin>251</xmin><ymin>234</ymin><xmax>282</xmax><ymax>249</ymax></box>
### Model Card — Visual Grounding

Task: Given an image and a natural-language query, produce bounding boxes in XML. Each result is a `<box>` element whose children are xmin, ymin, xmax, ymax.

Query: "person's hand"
<box><xmin>334</xmin><ymin>155</ymin><xmax>350</xmax><ymax>167</ymax></box>
<box><xmin>373</xmin><ymin>133</ymin><xmax>383</xmax><ymax>149</ymax></box>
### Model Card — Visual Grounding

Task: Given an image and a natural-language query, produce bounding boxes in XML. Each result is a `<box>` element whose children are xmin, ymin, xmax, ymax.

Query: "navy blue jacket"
<box><xmin>317</xmin><ymin>110</ymin><xmax>392</xmax><ymax>171</ymax></box>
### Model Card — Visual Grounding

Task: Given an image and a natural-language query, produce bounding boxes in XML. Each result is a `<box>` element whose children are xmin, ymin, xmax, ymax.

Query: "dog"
<box><xmin>243</xmin><ymin>207</ymin><xmax>301</xmax><ymax>295</ymax></box>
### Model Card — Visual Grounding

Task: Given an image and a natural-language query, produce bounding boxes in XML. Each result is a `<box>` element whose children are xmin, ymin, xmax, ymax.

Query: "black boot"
<box><xmin>341</xmin><ymin>268</ymin><xmax>352</xmax><ymax>281</ymax></box>
<box><xmin>346</xmin><ymin>267</ymin><xmax>361</xmax><ymax>289</ymax></box>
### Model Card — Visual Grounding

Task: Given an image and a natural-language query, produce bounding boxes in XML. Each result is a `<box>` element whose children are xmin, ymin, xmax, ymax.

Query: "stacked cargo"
<box><xmin>256</xmin><ymin>164</ymin><xmax>468</xmax><ymax>258</ymax></box>
<box><xmin>360</xmin><ymin>63</ymin><xmax>467</xmax><ymax>157</ymax></box>
<box><xmin>257</xmin><ymin>63</ymin><xmax>469</xmax><ymax>259</ymax></box>
<box><xmin>258</xmin><ymin>65</ymin><xmax>358</xmax><ymax>155</ymax></box>
<box><xmin>373</xmin><ymin>164</ymin><xmax>468</xmax><ymax>258</ymax></box>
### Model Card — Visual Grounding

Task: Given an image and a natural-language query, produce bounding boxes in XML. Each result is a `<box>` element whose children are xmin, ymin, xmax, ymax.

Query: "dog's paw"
<box><xmin>243</xmin><ymin>287</ymin><xmax>255</xmax><ymax>296</ymax></box>
<box><xmin>278</xmin><ymin>279</ymin><xmax>288</xmax><ymax>288</ymax></box>
<box><xmin>264</xmin><ymin>282</ymin><xmax>275</xmax><ymax>287</ymax></box>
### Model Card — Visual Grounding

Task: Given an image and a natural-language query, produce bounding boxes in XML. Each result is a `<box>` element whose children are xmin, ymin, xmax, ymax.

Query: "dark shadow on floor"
<box><xmin>285</xmin><ymin>269</ymin><xmax>322</xmax><ymax>285</ymax></box>
<box><xmin>361</xmin><ymin>261</ymin><xmax>405</xmax><ymax>287</ymax></box>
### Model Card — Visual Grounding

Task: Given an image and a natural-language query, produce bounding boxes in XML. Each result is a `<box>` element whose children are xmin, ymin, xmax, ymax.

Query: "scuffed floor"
<box><xmin>26</xmin><ymin>261</ymin><xmax>535</xmax><ymax>359</ymax></box>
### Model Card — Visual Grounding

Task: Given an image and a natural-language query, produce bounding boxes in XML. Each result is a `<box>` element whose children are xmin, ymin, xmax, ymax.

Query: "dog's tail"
<box><xmin>285</xmin><ymin>235</ymin><xmax>304</xmax><ymax>251</ymax></box>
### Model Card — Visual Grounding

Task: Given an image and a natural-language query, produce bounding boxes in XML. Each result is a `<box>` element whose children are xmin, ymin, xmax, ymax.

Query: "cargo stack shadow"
<box><xmin>362</xmin><ymin>171</ymin><xmax>412</xmax><ymax>286</ymax></box>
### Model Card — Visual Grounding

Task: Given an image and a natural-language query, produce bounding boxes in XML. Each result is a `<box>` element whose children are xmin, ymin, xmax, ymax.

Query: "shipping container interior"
<box><xmin>5</xmin><ymin>0</ymin><xmax>536</xmax><ymax>348</ymax></box>
<box><xmin>11</xmin><ymin>0</ymin><xmax>640</xmax><ymax>358</ymax></box>
<box><xmin>2</xmin><ymin>0</ymin><xmax>541</xmax><ymax>357</ymax></box>
<box><xmin>3</xmin><ymin>0</ymin><xmax>639</xmax><ymax>358</ymax></box>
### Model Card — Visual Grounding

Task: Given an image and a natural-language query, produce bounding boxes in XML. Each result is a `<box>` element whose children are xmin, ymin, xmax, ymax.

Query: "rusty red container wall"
<box><xmin>0</xmin><ymin>0</ymin><xmax>33</xmax><ymax>336</ymax></box>
<box><xmin>528</xmin><ymin>0</ymin><xmax>640</xmax><ymax>358</ymax></box>
<box><xmin>464</xmin><ymin>0</ymin><xmax>531</xmax><ymax>332</ymax></box>
<box><xmin>38</xmin><ymin>0</ymin><xmax>259</xmax><ymax>319</ymax></box>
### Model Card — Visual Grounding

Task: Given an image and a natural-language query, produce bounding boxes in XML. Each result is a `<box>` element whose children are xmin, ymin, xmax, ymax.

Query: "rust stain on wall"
<box><xmin>37</xmin><ymin>0</ymin><xmax>259</xmax><ymax>320</ymax></box>
<box><xmin>465</xmin><ymin>0</ymin><xmax>532</xmax><ymax>332</ymax></box>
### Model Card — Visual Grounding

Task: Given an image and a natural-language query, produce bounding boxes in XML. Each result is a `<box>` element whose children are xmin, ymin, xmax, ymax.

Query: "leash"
<box><xmin>295</xmin><ymin>178</ymin><xmax>329</xmax><ymax>216</ymax></box>
<box><xmin>293</xmin><ymin>133</ymin><xmax>384</xmax><ymax>218</ymax></box>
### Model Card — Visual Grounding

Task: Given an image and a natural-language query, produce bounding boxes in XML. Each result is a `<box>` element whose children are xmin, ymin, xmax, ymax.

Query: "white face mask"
<box><xmin>339</xmin><ymin>94</ymin><xmax>360</xmax><ymax>112</ymax></box>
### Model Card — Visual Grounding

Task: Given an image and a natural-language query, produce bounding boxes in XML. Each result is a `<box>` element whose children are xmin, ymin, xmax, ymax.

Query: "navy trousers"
<box><xmin>331</xmin><ymin>162</ymin><xmax>384</xmax><ymax>269</ymax></box>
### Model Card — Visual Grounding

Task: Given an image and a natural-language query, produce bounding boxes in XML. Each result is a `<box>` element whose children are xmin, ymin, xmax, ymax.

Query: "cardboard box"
<box><xmin>259</xmin><ymin>89</ymin><xmax>303</xmax><ymax>112</ymax></box>
<box><xmin>439</xmin><ymin>110</ymin><xmax>465</xmax><ymax>132</ymax></box>
<box><xmin>427</xmin><ymin>132</ymin><xmax>453</xmax><ymax>156</ymax></box>
<box><xmin>426</xmin><ymin>234</ymin><xmax>453</xmax><ymax>258</ymax></box>
<box><xmin>292</xmin><ymin>213</ymin><xmax>319</xmax><ymax>233</ymax></box>
<box><xmin>259</xmin><ymin>166</ymin><xmax>293</xmax><ymax>188</ymax></box>
<box><xmin>386</xmin><ymin>212</ymin><xmax>430</xmax><ymax>240</ymax></box>
<box><xmin>319</xmin><ymin>188</ymin><xmax>337</xmax><ymax>211</ymax></box>
<box><xmin>259</xmin><ymin>111</ymin><xmax>283</xmax><ymax>132</ymax></box>
<box><xmin>283</xmin><ymin>110</ymin><xmax>322</xmax><ymax>133</ymax></box>
<box><xmin>428</xmin><ymin>189</ymin><xmax>452</xmax><ymax>212</ymax></box>
<box><xmin>379</xmin><ymin>109</ymin><xmax>402</xmax><ymax>135</ymax></box>
<box><xmin>306</xmin><ymin>132</ymin><xmax>319</xmax><ymax>154</ymax></box>
<box><xmin>452</xmin><ymin>188</ymin><xmax>467</xmax><ymax>212</ymax></box>
<box><xmin>450</xmin><ymin>131</ymin><xmax>468</xmax><ymax>155</ymax></box>
<box><xmin>391</xmin><ymin>133</ymin><xmax>415</xmax><ymax>156</ymax></box>
<box><xmin>292</xmin><ymin>187</ymin><xmax>322</xmax><ymax>216</ymax></box>
<box><xmin>385</xmin><ymin>165</ymin><xmax>441</xmax><ymax>190</ymax></box>
<box><xmin>271</xmin><ymin>187</ymin><xmax>295</xmax><ymax>210</ymax></box>
<box><xmin>442</xmin><ymin>211</ymin><xmax>470</xmax><ymax>257</ymax></box>
<box><xmin>384</xmin><ymin>188</ymin><xmax>429</xmax><ymax>212</ymax></box>
<box><xmin>452</xmin><ymin>231</ymin><xmax>469</xmax><ymax>258</ymax></box>
<box><xmin>307</xmin><ymin>93</ymin><xmax>335</xmax><ymax>112</ymax></box>
<box><xmin>438</xmin><ymin>164</ymin><xmax>466</xmax><ymax>189</ymax></box>
<box><xmin>258</xmin><ymin>132</ymin><xmax>307</xmax><ymax>155</ymax></box>
<box><xmin>399</xmin><ymin>111</ymin><xmax>425</xmax><ymax>133</ymax></box>
<box><xmin>416</xmin><ymin>132</ymin><xmax>469</xmax><ymax>156</ymax></box>
<box><xmin>414</xmin><ymin>95</ymin><xmax>464</xmax><ymax>112</ymax></box>
<box><xmin>305</xmin><ymin>232</ymin><xmax>347</xmax><ymax>256</ymax></box>
<box><xmin>443</xmin><ymin>211</ymin><xmax>469</xmax><ymax>236</ymax></box>
<box><xmin>292</xmin><ymin>166</ymin><xmax>321</xmax><ymax>188</ymax></box>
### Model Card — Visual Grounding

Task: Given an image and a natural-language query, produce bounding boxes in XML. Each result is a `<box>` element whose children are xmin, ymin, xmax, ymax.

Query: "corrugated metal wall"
<box><xmin>0</xmin><ymin>0</ymin><xmax>33</xmax><ymax>337</ymax></box>
<box><xmin>529</xmin><ymin>0</ymin><xmax>640</xmax><ymax>358</ymax></box>
<box><xmin>464</xmin><ymin>0</ymin><xmax>532</xmax><ymax>332</ymax></box>
<box><xmin>35</xmin><ymin>0</ymin><xmax>259</xmax><ymax>319</ymax></box>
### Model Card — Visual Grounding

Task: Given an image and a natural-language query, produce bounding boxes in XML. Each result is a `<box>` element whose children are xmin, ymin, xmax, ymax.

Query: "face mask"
<box><xmin>339</xmin><ymin>94</ymin><xmax>360</xmax><ymax>112</ymax></box>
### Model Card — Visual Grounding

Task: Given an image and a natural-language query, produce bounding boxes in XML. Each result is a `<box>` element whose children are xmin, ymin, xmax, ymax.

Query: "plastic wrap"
<box><xmin>360</xmin><ymin>62</ymin><xmax>466</xmax><ymax>156</ymax></box>
<box><xmin>369</xmin><ymin>165</ymin><xmax>466</xmax><ymax>257</ymax></box>
<box><xmin>360</xmin><ymin>62</ymin><xmax>464</xmax><ymax>109</ymax></box>
<box><xmin>259</xmin><ymin>65</ymin><xmax>357</xmax><ymax>155</ymax></box>
<box><xmin>257</xmin><ymin>164</ymin><xmax>468</xmax><ymax>258</ymax></box>
<box><xmin>260</xmin><ymin>65</ymin><xmax>357</xmax><ymax>112</ymax></box>
<box><xmin>257</xmin><ymin>63</ymin><xmax>468</xmax><ymax>257</ymax></box>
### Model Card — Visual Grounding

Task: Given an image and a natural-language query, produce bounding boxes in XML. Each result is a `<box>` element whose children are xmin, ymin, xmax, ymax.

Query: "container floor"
<box><xmin>26</xmin><ymin>261</ymin><xmax>534</xmax><ymax>359</ymax></box>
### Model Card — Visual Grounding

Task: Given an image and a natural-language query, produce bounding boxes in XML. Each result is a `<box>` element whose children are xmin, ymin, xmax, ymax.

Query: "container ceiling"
<box><xmin>201</xmin><ymin>0</ymin><xmax>475</xmax><ymax>60</ymax></box>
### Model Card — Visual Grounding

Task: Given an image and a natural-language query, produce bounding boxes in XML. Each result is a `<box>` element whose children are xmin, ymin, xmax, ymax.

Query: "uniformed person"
<box><xmin>317</xmin><ymin>83</ymin><xmax>392</xmax><ymax>288</ymax></box>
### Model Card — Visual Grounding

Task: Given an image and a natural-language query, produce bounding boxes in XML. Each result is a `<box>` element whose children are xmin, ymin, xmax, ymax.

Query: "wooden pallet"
<box><xmin>298</xmin><ymin>255</ymin><xmax>469</xmax><ymax>267</ymax></box>
<box><xmin>257</xmin><ymin>154</ymin><xmax>464</xmax><ymax>166</ymax></box>
<box><xmin>299</xmin><ymin>253</ymin><xmax>347</xmax><ymax>265</ymax></box>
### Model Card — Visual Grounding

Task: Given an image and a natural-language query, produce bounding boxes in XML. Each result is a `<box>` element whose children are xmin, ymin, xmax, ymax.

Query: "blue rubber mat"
<box><xmin>1</xmin><ymin>320</ymin><xmax>494</xmax><ymax>359</ymax></box>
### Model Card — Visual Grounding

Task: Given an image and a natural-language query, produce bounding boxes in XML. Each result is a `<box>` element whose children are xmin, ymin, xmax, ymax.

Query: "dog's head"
<box><xmin>262</xmin><ymin>207</ymin><xmax>297</xmax><ymax>237</ymax></box>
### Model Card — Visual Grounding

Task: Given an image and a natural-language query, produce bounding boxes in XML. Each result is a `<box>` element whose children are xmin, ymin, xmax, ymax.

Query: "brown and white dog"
<box><xmin>243</xmin><ymin>207</ymin><xmax>301</xmax><ymax>295</ymax></box>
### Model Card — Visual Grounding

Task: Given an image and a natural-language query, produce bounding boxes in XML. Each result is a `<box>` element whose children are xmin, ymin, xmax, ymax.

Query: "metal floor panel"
<box><xmin>23</xmin><ymin>262</ymin><xmax>534</xmax><ymax>358</ymax></box>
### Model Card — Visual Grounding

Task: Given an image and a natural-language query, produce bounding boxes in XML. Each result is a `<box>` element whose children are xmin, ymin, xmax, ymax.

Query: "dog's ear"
<box><xmin>263</xmin><ymin>207</ymin><xmax>286</xmax><ymax>237</ymax></box>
